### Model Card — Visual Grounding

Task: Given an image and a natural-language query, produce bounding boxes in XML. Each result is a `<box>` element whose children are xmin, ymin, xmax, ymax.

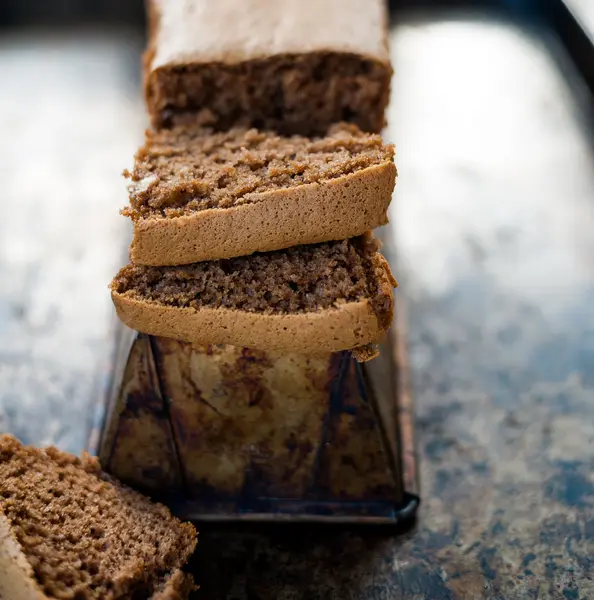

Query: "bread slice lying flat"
<box><xmin>110</xmin><ymin>234</ymin><xmax>396</xmax><ymax>356</ymax></box>
<box><xmin>0</xmin><ymin>435</ymin><xmax>197</xmax><ymax>600</ymax></box>
<box><xmin>123</xmin><ymin>124</ymin><xmax>396</xmax><ymax>266</ymax></box>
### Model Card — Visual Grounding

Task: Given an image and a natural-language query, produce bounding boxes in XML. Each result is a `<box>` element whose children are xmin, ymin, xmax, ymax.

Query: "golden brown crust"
<box><xmin>147</xmin><ymin>0</ymin><xmax>391</xmax><ymax>68</ymax></box>
<box><xmin>0</xmin><ymin>513</ymin><xmax>46</xmax><ymax>600</ymax></box>
<box><xmin>367</xmin><ymin>248</ymin><xmax>397</xmax><ymax>330</ymax></box>
<box><xmin>111</xmin><ymin>292</ymin><xmax>390</xmax><ymax>355</ymax></box>
<box><xmin>130</xmin><ymin>162</ymin><xmax>395</xmax><ymax>265</ymax></box>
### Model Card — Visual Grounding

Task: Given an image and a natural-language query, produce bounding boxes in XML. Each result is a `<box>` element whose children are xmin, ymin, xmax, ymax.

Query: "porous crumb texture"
<box><xmin>146</xmin><ymin>53</ymin><xmax>391</xmax><ymax>135</ymax></box>
<box><xmin>123</xmin><ymin>123</ymin><xmax>394</xmax><ymax>220</ymax></box>
<box><xmin>111</xmin><ymin>235</ymin><xmax>395</xmax><ymax>329</ymax></box>
<box><xmin>0</xmin><ymin>435</ymin><xmax>196</xmax><ymax>600</ymax></box>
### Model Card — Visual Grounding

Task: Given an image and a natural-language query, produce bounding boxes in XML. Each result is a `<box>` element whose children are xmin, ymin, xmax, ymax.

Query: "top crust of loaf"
<box><xmin>148</xmin><ymin>0</ymin><xmax>390</xmax><ymax>68</ymax></box>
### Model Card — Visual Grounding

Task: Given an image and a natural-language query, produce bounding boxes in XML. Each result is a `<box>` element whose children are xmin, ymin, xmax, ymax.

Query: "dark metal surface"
<box><xmin>547</xmin><ymin>1</ymin><xmax>594</xmax><ymax>95</ymax></box>
<box><xmin>0</xmin><ymin>1</ymin><xmax>145</xmax><ymax>27</ymax></box>
<box><xmin>1</xmin><ymin>7</ymin><xmax>594</xmax><ymax>599</ymax></box>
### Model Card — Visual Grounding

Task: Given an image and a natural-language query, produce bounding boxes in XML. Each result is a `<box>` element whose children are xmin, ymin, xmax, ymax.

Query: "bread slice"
<box><xmin>0</xmin><ymin>435</ymin><xmax>197</xmax><ymax>600</ymax></box>
<box><xmin>144</xmin><ymin>0</ymin><xmax>392</xmax><ymax>134</ymax></box>
<box><xmin>110</xmin><ymin>234</ymin><xmax>396</xmax><ymax>356</ymax></box>
<box><xmin>123</xmin><ymin>124</ymin><xmax>396</xmax><ymax>266</ymax></box>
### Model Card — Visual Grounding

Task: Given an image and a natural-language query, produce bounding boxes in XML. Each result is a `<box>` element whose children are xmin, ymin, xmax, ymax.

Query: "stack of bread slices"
<box><xmin>111</xmin><ymin>0</ymin><xmax>397</xmax><ymax>359</ymax></box>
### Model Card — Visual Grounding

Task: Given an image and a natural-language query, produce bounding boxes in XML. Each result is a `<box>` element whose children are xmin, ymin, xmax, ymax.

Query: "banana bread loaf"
<box><xmin>144</xmin><ymin>0</ymin><xmax>392</xmax><ymax>134</ymax></box>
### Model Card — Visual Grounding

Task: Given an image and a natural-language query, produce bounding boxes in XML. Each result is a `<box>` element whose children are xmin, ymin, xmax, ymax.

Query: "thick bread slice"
<box><xmin>0</xmin><ymin>435</ymin><xmax>197</xmax><ymax>600</ymax></box>
<box><xmin>0</xmin><ymin>524</ymin><xmax>195</xmax><ymax>600</ymax></box>
<box><xmin>130</xmin><ymin>162</ymin><xmax>395</xmax><ymax>266</ymax></box>
<box><xmin>123</xmin><ymin>124</ymin><xmax>396</xmax><ymax>266</ymax></box>
<box><xmin>0</xmin><ymin>523</ymin><xmax>194</xmax><ymax>600</ymax></box>
<box><xmin>110</xmin><ymin>235</ymin><xmax>396</xmax><ymax>355</ymax></box>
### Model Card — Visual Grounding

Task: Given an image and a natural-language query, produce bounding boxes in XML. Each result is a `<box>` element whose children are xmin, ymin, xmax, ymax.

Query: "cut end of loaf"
<box><xmin>0</xmin><ymin>435</ymin><xmax>197</xmax><ymax>600</ymax></box>
<box><xmin>146</xmin><ymin>52</ymin><xmax>391</xmax><ymax>135</ymax></box>
<box><xmin>122</xmin><ymin>123</ymin><xmax>395</xmax><ymax>221</ymax></box>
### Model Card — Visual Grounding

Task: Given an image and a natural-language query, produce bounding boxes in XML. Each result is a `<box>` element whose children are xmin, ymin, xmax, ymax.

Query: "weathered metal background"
<box><xmin>2</xmin><ymin>5</ymin><xmax>594</xmax><ymax>598</ymax></box>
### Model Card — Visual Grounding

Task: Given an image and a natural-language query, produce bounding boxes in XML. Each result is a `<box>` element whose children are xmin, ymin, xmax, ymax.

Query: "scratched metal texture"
<box><xmin>1</xmin><ymin>9</ymin><xmax>594</xmax><ymax>599</ymax></box>
<box><xmin>0</xmin><ymin>29</ymin><xmax>144</xmax><ymax>451</ymax></box>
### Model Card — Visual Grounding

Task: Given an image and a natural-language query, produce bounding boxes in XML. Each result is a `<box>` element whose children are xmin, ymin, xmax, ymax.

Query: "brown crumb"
<box><xmin>111</xmin><ymin>235</ymin><xmax>395</xmax><ymax>330</ymax></box>
<box><xmin>147</xmin><ymin>51</ymin><xmax>392</xmax><ymax>135</ymax></box>
<box><xmin>0</xmin><ymin>435</ymin><xmax>196</xmax><ymax>600</ymax></box>
<box><xmin>122</xmin><ymin>123</ymin><xmax>394</xmax><ymax>220</ymax></box>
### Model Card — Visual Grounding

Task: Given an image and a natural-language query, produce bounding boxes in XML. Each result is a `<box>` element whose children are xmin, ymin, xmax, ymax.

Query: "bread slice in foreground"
<box><xmin>0</xmin><ymin>435</ymin><xmax>197</xmax><ymax>600</ymax></box>
<box><xmin>123</xmin><ymin>124</ymin><xmax>396</xmax><ymax>266</ymax></box>
<box><xmin>144</xmin><ymin>0</ymin><xmax>392</xmax><ymax>134</ymax></box>
<box><xmin>110</xmin><ymin>234</ymin><xmax>396</xmax><ymax>356</ymax></box>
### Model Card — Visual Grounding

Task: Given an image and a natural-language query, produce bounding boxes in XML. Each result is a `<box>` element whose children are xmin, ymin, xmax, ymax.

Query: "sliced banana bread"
<box><xmin>0</xmin><ymin>435</ymin><xmax>197</xmax><ymax>600</ymax></box>
<box><xmin>123</xmin><ymin>123</ymin><xmax>396</xmax><ymax>266</ymax></box>
<box><xmin>110</xmin><ymin>234</ymin><xmax>396</xmax><ymax>356</ymax></box>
